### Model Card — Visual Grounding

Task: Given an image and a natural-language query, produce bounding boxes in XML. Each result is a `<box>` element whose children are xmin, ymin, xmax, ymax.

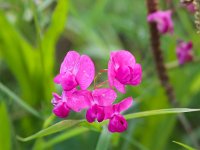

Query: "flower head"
<box><xmin>54</xmin><ymin>51</ymin><xmax>95</xmax><ymax>91</ymax></box>
<box><xmin>108</xmin><ymin>50</ymin><xmax>142</xmax><ymax>93</ymax></box>
<box><xmin>176</xmin><ymin>40</ymin><xmax>193</xmax><ymax>65</ymax></box>
<box><xmin>104</xmin><ymin>97</ymin><xmax>133</xmax><ymax>133</ymax></box>
<box><xmin>147</xmin><ymin>10</ymin><xmax>174</xmax><ymax>34</ymax></box>
<box><xmin>86</xmin><ymin>88</ymin><xmax>117</xmax><ymax>123</ymax></box>
<box><xmin>52</xmin><ymin>89</ymin><xmax>90</xmax><ymax>118</ymax></box>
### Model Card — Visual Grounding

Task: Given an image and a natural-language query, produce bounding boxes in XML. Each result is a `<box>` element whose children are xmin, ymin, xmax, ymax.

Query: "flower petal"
<box><xmin>129</xmin><ymin>64</ymin><xmax>142</xmax><ymax>85</ymax></box>
<box><xmin>60</xmin><ymin>51</ymin><xmax>80</xmax><ymax>74</ymax></box>
<box><xmin>115</xmin><ymin>97</ymin><xmax>133</xmax><ymax>113</ymax></box>
<box><xmin>108</xmin><ymin>114</ymin><xmax>128</xmax><ymax>133</ymax></box>
<box><xmin>51</xmin><ymin>93</ymin><xmax>61</xmax><ymax>106</ymax></box>
<box><xmin>113</xmin><ymin>79</ymin><xmax>125</xmax><ymax>93</ymax></box>
<box><xmin>53</xmin><ymin>102</ymin><xmax>70</xmax><ymax>118</ymax></box>
<box><xmin>67</xmin><ymin>90</ymin><xmax>91</xmax><ymax>112</ymax></box>
<box><xmin>92</xmin><ymin>88</ymin><xmax>117</xmax><ymax>106</ymax></box>
<box><xmin>110</xmin><ymin>50</ymin><xmax>136</xmax><ymax>68</ymax></box>
<box><xmin>76</xmin><ymin>55</ymin><xmax>95</xmax><ymax>90</ymax></box>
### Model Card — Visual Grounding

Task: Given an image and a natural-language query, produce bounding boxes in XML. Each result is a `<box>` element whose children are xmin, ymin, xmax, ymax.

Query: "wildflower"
<box><xmin>147</xmin><ymin>10</ymin><xmax>174</xmax><ymax>34</ymax></box>
<box><xmin>86</xmin><ymin>88</ymin><xmax>117</xmax><ymax>123</ymax></box>
<box><xmin>54</xmin><ymin>51</ymin><xmax>95</xmax><ymax>91</ymax></box>
<box><xmin>176</xmin><ymin>40</ymin><xmax>193</xmax><ymax>65</ymax></box>
<box><xmin>104</xmin><ymin>97</ymin><xmax>133</xmax><ymax>133</ymax></box>
<box><xmin>108</xmin><ymin>50</ymin><xmax>142</xmax><ymax>93</ymax></box>
<box><xmin>52</xmin><ymin>92</ymin><xmax>70</xmax><ymax>118</ymax></box>
<box><xmin>52</xmin><ymin>89</ymin><xmax>90</xmax><ymax>118</ymax></box>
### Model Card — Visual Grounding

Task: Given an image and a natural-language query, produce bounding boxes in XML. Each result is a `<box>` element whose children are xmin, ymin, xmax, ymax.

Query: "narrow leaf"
<box><xmin>43</xmin><ymin>127</ymin><xmax>89</xmax><ymax>148</ymax></box>
<box><xmin>125</xmin><ymin>108</ymin><xmax>200</xmax><ymax>120</ymax></box>
<box><xmin>0</xmin><ymin>82</ymin><xmax>41</xmax><ymax>118</ymax></box>
<box><xmin>96</xmin><ymin>127</ymin><xmax>112</xmax><ymax>150</ymax></box>
<box><xmin>0</xmin><ymin>102</ymin><xmax>11</xmax><ymax>150</ymax></box>
<box><xmin>17</xmin><ymin>120</ymin><xmax>82</xmax><ymax>142</ymax></box>
<box><xmin>173</xmin><ymin>141</ymin><xmax>196</xmax><ymax>150</ymax></box>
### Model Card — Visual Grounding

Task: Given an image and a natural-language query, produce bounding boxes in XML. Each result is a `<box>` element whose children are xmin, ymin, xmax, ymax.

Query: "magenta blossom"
<box><xmin>52</xmin><ymin>89</ymin><xmax>90</xmax><ymax>118</ymax></box>
<box><xmin>54</xmin><ymin>51</ymin><xmax>95</xmax><ymax>91</ymax></box>
<box><xmin>176</xmin><ymin>41</ymin><xmax>193</xmax><ymax>65</ymax></box>
<box><xmin>86</xmin><ymin>88</ymin><xmax>117</xmax><ymax>123</ymax></box>
<box><xmin>147</xmin><ymin>10</ymin><xmax>174</xmax><ymax>34</ymax></box>
<box><xmin>108</xmin><ymin>50</ymin><xmax>142</xmax><ymax>93</ymax></box>
<box><xmin>104</xmin><ymin>97</ymin><xmax>133</xmax><ymax>133</ymax></box>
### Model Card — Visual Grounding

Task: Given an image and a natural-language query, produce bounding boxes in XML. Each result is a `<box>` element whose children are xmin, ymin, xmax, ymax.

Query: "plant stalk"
<box><xmin>146</xmin><ymin>0</ymin><xmax>199</xmax><ymax>148</ymax></box>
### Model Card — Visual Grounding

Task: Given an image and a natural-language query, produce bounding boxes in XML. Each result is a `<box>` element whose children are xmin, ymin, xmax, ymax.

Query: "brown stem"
<box><xmin>146</xmin><ymin>0</ymin><xmax>199</xmax><ymax>148</ymax></box>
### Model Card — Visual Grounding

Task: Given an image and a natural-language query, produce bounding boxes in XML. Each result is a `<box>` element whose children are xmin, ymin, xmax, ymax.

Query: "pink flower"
<box><xmin>147</xmin><ymin>10</ymin><xmax>174</xmax><ymax>34</ymax></box>
<box><xmin>180</xmin><ymin>1</ymin><xmax>196</xmax><ymax>13</ymax></box>
<box><xmin>176</xmin><ymin>41</ymin><xmax>193</xmax><ymax>65</ymax></box>
<box><xmin>52</xmin><ymin>89</ymin><xmax>90</xmax><ymax>118</ymax></box>
<box><xmin>185</xmin><ymin>3</ymin><xmax>196</xmax><ymax>13</ymax></box>
<box><xmin>86</xmin><ymin>88</ymin><xmax>117</xmax><ymax>123</ymax></box>
<box><xmin>52</xmin><ymin>92</ymin><xmax>70</xmax><ymax>118</ymax></box>
<box><xmin>108</xmin><ymin>50</ymin><xmax>142</xmax><ymax>93</ymax></box>
<box><xmin>54</xmin><ymin>51</ymin><xmax>95</xmax><ymax>91</ymax></box>
<box><xmin>104</xmin><ymin>97</ymin><xmax>133</xmax><ymax>133</ymax></box>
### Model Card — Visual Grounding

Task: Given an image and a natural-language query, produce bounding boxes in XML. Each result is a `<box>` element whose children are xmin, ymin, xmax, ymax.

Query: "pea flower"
<box><xmin>108</xmin><ymin>50</ymin><xmax>142</xmax><ymax>93</ymax></box>
<box><xmin>180</xmin><ymin>0</ymin><xmax>196</xmax><ymax>13</ymax></box>
<box><xmin>147</xmin><ymin>10</ymin><xmax>174</xmax><ymax>34</ymax></box>
<box><xmin>104</xmin><ymin>97</ymin><xmax>133</xmax><ymax>133</ymax></box>
<box><xmin>52</xmin><ymin>89</ymin><xmax>90</xmax><ymax>118</ymax></box>
<box><xmin>176</xmin><ymin>40</ymin><xmax>193</xmax><ymax>65</ymax></box>
<box><xmin>86</xmin><ymin>88</ymin><xmax>117</xmax><ymax>123</ymax></box>
<box><xmin>54</xmin><ymin>51</ymin><xmax>95</xmax><ymax>91</ymax></box>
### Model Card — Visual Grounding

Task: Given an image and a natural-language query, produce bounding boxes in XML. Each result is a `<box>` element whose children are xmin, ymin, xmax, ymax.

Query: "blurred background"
<box><xmin>0</xmin><ymin>0</ymin><xmax>200</xmax><ymax>149</ymax></box>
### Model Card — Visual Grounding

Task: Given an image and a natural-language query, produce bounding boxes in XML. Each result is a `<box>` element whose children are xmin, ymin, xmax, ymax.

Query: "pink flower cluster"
<box><xmin>147</xmin><ymin>10</ymin><xmax>193</xmax><ymax>65</ymax></box>
<box><xmin>52</xmin><ymin>50</ymin><xmax>142</xmax><ymax>133</ymax></box>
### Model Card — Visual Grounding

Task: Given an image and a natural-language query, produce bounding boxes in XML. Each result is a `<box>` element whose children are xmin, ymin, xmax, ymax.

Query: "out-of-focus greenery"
<box><xmin>0</xmin><ymin>0</ymin><xmax>200</xmax><ymax>150</ymax></box>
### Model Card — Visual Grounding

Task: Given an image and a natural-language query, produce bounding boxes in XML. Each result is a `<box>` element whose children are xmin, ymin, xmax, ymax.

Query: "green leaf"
<box><xmin>95</xmin><ymin>127</ymin><xmax>112</xmax><ymax>150</ymax></box>
<box><xmin>42</xmin><ymin>0</ymin><xmax>69</xmax><ymax>74</ymax></box>
<box><xmin>17</xmin><ymin>120</ymin><xmax>82</xmax><ymax>142</ymax></box>
<box><xmin>43</xmin><ymin>127</ymin><xmax>89</xmax><ymax>148</ymax></box>
<box><xmin>18</xmin><ymin>108</ymin><xmax>200</xmax><ymax>142</ymax></box>
<box><xmin>0</xmin><ymin>102</ymin><xmax>11</xmax><ymax>150</ymax></box>
<box><xmin>124</xmin><ymin>108</ymin><xmax>200</xmax><ymax>120</ymax></box>
<box><xmin>173</xmin><ymin>141</ymin><xmax>196</xmax><ymax>150</ymax></box>
<box><xmin>0</xmin><ymin>82</ymin><xmax>41</xmax><ymax>119</ymax></box>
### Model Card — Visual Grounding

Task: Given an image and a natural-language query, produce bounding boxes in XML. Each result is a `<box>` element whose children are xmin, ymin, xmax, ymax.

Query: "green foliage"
<box><xmin>0</xmin><ymin>102</ymin><xmax>11</xmax><ymax>150</ymax></box>
<box><xmin>0</xmin><ymin>0</ymin><xmax>200</xmax><ymax>149</ymax></box>
<box><xmin>173</xmin><ymin>141</ymin><xmax>196</xmax><ymax>150</ymax></box>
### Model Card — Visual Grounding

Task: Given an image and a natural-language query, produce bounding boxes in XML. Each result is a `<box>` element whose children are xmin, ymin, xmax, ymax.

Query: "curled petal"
<box><xmin>92</xmin><ymin>88</ymin><xmax>117</xmax><ymax>106</ymax></box>
<box><xmin>115</xmin><ymin>65</ymin><xmax>132</xmax><ymax>84</ymax></box>
<box><xmin>76</xmin><ymin>55</ymin><xmax>95</xmax><ymax>90</ymax></box>
<box><xmin>110</xmin><ymin>50</ymin><xmax>136</xmax><ymax>68</ymax></box>
<box><xmin>113</xmin><ymin>79</ymin><xmax>125</xmax><ymax>93</ymax></box>
<box><xmin>108</xmin><ymin>115</ymin><xmax>128</xmax><ymax>133</ymax></box>
<box><xmin>115</xmin><ymin>97</ymin><xmax>133</xmax><ymax>113</ymax></box>
<box><xmin>60</xmin><ymin>51</ymin><xmax>80</xmax><ymax>74</ymax></box>
<box><xmin>129</xmin><ymin>64</ymin><xmax>142</xmax><ymax>85</ymax></box>
<box><xmin>147</xmin><ymin>10</ymin><xmax>173</xmax><ymax>34</ymax></box>
<box><xmin>86</xmin><ymin>105</ymin><xmax>105</xmax><ymax>123</ymax></box>
<box><xmin>53</xmin><ymin>102</ymin><xmax>70</xmax><ymax>118</ymax></box>
<box><xmin>51</xmin><ymin>93</ymin><xmax>61</xmax><ymax>106</ymax></box>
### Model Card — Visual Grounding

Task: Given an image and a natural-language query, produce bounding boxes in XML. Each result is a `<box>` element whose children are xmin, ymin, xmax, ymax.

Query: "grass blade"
<box><xmin>95</xmin><ymin>127</ymin><xmax>112</xmax><ymax>150</ymax></box>
<box><xmin>0</xmin><ymin>102</ymin><xmax>11</xmax><ymax>150</ymax></box>
<box><xmin>43</xmin><ymin>127</ymin><xmax>89</xmax><ymax>148</ymax></box>
<box><xmin>173</xmin><ymin>141</ymin><xmax>196</xmax><ymax>150</ymax></box>
<box><xmin>17</xmin><ymin>120</ymin><xmax>82</xmax><ymax>142</ymax></box>
<box><xmin>0</xmin><ymin>82</ymin><xmax>41</xmax><ymax>118</ymax></box>
<box><xmin>125</xmin><ymin>108</ymin><xmax>200</xmax><ymax>120</ymax></box>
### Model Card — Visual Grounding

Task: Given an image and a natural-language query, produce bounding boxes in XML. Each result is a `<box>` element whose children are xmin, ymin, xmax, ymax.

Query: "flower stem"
<box><xmin>146</xmin><ymin>0</ymin><xmax>199</xmax><ymax>148</ymax></box>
